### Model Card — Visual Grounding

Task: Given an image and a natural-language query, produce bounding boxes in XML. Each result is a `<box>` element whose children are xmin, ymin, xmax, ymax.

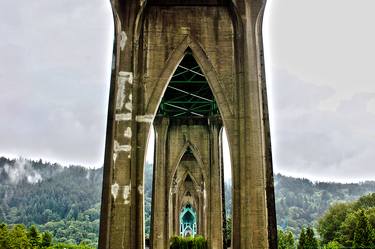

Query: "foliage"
<box><xmin>317</xmin><ymin>202</ymin><xmax>352</xmax><ymax>244</ymax></box>
<box><xmin>352</xmin><ymin>209</ymin><xmax>372</xmax><ymax>248</ymax></box>
<box><xmin>297</xmin><ymin>228</ymin><xmax>306</xmax><ymax>249</ymax></box>
<box><xmin>224</xmin><ymin>217</ymin><xmax>231</xmax><ymax>248</ymax></box>
<box><xmin>278</xmin><ymin>229</ymin><xmax>295</xmax><ymax>249</ymax></box>
<box><xmin>323</xmin><ymin>241</ymin><xmax>342</xmax><ymax>249</ymax></box>
<box><xmin>296</xmin><ymin>227</ymin><xmax>318</xmax><ymax>249</ymax></box>
<box><xmin>318</xmin><ymin>193</ymin><xmax>375</xmax><ymax>247</ymax></box>
<box><xmin>169</xmin><ymin>236</ymin><xmax>208</xmax><ymax>249</ymax></box>
<box><xmin>304</xmin><ymin>227</ymin><xmax>318</xmax><ymax>249</ymax></box>
<box><xmin>1</xmin><ymin>156</ymin><xmax>375</xmax><ymax>246</ymax></box>
<box><xmin>0</xmin><ymin>223</ymin><xmax>94</xmax><ymax>249</ymax></box>
<box><xmin>274</xmin><ymin>174</ymin><xmax>375</xmax><ymax>237</ymax></box>
<box><xmin>0</xmin><ymin>157</ymin><xmax>101</xmax><ymax>246</ymax></box>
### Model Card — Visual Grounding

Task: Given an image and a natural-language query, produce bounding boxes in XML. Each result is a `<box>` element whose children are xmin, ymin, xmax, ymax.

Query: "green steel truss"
<box><xmin>158</xmin><ymin>51</ymin><xmax>219</xmax><ymax>118</ymax></box>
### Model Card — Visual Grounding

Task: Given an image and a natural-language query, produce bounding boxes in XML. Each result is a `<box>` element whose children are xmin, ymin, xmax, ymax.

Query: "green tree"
<box><xmin>278</xmin><ymin>229</ymin><xmax>295</xmax><ymax>249</ymax></box>
<box><xmin>297</xmin><ymin>228</ymin><xmax>306</xmax><ymax>249</ymax></box>
<box><xmin>353</xmin><ymin>209</ymin><xmax>371</xmax><ymax>248</ymax></box>
<box><xmin>317</xmin><ymin>202</ymin><xmax>352</xmax><ymax>244</ymax></box>
<box><xmin>339</xmin><ymin>209</ymin><xmax>359</xmax><ymax>246</ymax></box>
<box><xmin>323</xmin><ymin>241</ymin><xmax>342</xmax><ymax>249</ymax></box>
<box><xmin>0</xmin><ymin>224</ymin><xmax>11</xmax><ymax>249</ymax></box>
<box><xmin>9</xmin><ymin>224</ymin><xmax>31</xmax><ymax>249</ymax></box>
<box><xmin>169</xmin><ymin>236</ymin><xmax>208</xmax><ymax>249</ymax></box>
<box><xmin>28</xmin><ymin>225</ymin><xmax>41</xmax><ymax>248</ymax></box>
<box><xmin>354</xmin><ymin>193</ymin><xmax>375</xmax><ymax>210</ymax></box>
<box><xmin>224</xmin><ymin>217</ymin><xmax>232</xmax><ymax>248</ymax></box>
<box><xmin>41</xmin><ymin>232</ymin><xmax>52</xmax><ymax>248</ymax></box>
<box><xmin>324</xmin><ymin>241</ymin><xmax>342</xmax><ymax>249</ymax></box>
<box><xmin>305</xmin><ymin>227</ymin><xmax>318</xmax><ymax>249</ymax></box>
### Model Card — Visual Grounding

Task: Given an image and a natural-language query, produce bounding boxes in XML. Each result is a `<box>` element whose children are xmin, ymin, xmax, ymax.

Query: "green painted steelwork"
<box><xmin>179</xmin><ymin>204</ymin><xmax>197</xmax><ymax>237</ymax></box>
<box><xmin>158</xmin><ymin>51</ymin><xmax>219</xmax><ymax>118</ymax></box>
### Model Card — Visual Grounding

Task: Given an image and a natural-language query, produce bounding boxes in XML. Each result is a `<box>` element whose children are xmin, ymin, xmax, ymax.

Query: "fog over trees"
<box><xmin>0</xmin><ymin>157</ymin><xmax>374</xmax><ymax>248</ymax></box>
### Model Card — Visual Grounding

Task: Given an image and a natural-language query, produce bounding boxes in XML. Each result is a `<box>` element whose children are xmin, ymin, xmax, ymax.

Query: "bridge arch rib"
<box><xmin>146</xmin><ymin>36</ymin><xmax>233</xmax><ymax>123</ymax></box>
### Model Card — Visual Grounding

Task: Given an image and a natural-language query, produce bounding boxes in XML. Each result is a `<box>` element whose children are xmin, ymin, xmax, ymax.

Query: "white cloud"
<box><xmin>0</xmin><ymin>0</ymin><xmax>113</xmax><ymax>167</ymax></box>
<box><xmin>0</xmin><ymin>0</ymin><xmax>374</xmax><ymax>182</ymax></box>
<box><xmin>268</xmin><ymin>69</ymin><xmax>375</xmax><ymax>182</ymax></box>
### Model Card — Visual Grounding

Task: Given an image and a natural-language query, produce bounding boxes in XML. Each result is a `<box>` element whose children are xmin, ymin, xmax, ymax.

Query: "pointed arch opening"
<box><xmin>179</xmin><ymin>204</ymin><xmax>197</xmax><ymax>237</ymax></box>
<box><xmin>148</xmin><ymin>47</ymin><xmax>231</xmax><ymax>249</ymax></box>
<box><xmin>146</xmin><ymin>39</ymin><xmax>232</xmax><ymax>122</ymax></box>
<box><xmin>158</xmin><ymin>49</ymin><xmax>219</xmax><ymax>118</ymax></box>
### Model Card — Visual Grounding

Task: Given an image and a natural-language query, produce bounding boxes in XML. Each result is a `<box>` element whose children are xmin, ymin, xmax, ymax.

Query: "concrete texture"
<box><xmin>152</xmin><ymin>116</ymin><xmax>224</xmax><ymax>249</ymax></box>
<box><xmin>99</xmin><ymin>0</ymin><xmax>277</xmax><ymax>249</ymax></box>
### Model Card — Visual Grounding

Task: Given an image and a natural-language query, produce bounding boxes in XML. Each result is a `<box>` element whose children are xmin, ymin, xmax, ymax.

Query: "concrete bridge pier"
<box><xmin>99</xmin><ymin>0</ymin><xmax>277</xmax><ymax>248</ymax></box>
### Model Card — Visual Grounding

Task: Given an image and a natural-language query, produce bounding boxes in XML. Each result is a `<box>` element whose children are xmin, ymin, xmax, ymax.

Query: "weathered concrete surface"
<box><xmin>152</xmin><ymin>116</ymin><xmax>224</xmax><ymax>249</ymax></box>
<box><xmin>99</xmin><ymin>0</ymin><xmax>277</xmax><ymax>249</ymax></box>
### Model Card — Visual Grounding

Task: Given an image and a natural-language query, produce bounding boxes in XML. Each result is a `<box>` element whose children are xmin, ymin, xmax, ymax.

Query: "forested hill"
<box><xmin>0</xmin><ymin>157</ymin><xmax>374</xmax><ymax>245</ymax></box>
<box><xmin>274</xmin><ymin>174</ymin><xmax>375</xmax><ymax>235</ymax></box>
<box><xmin>0</xmin><ymin>157</ymin><xmax>103</xmax><ymax>246</ymax></box>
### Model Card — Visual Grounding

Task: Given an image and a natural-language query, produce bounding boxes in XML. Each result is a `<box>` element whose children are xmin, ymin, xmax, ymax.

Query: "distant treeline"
<box><xmin>0</xmin><ymin>157</ymin><xmax>374</xmax><ymax>246</ymax></box>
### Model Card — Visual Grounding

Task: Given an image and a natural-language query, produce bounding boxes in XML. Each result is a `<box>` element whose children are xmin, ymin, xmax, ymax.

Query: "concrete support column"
<box><xmin>198</xmin><ymin>187</ymin><xmax>205</xmax><ymax>236</ymax></box>
<box><xmin>134</xmin><ymin>122</ymin><xmax>151</xmax><ymax>249</ymax></box>
<box><xmin>209</xmin><ymin>116</ymin><xmax>224</xmax><ymax>249</ymax></box>
<box><xmin>151</xmin><ymin>116</ymin><xmax>170</xmax><ymax>249</ymax></box>
<box><xmin>171</xmin><ymin>190</ymin><xmax>178</xmax><ymax>235</ymax></box>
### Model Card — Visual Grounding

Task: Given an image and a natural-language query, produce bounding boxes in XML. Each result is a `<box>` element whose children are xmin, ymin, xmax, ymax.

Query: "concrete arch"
<box><xmin>178</xmin><ymin>171</ymin><xmax>201</xmax><ymax>210</ymax></box>
<box><xmin>145</xmin><ymin>36</ymin><xmax>233</xmax><ymax>121</ymax></box>
<box><xmin>178</xmin><ymin>170</ymin><xmax>202</xmax><ymax>193</ymax></box>
<box><xmin>169</xmin><ymin>141</ymin><xmax>207</xmax><ymax>192</ymax></box>
<box><xmin>227</xmin><ymin>1</ymin><xmax>244</xmax><ymax>43</ymax></box>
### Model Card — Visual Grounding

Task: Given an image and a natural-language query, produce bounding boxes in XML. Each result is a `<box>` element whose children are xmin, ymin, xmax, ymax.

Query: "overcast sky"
<box><xmin>0</xmin><ymin>0</ymin><xmax>374</xmax><ymax>182</ymax></box>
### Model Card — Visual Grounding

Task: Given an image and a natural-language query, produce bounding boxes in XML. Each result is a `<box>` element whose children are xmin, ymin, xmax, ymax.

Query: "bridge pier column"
<box><xmin>208</xmin><ymin>116</ymin><xmax>224</xmax><ymax>249</ymax></box>
<box><xmin>151</xmin><ymin>116</ymin><xmax>170</xmax><ymax>249</ymax></box>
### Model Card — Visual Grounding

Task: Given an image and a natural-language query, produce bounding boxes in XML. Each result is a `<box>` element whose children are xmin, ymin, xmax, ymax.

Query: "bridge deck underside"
<box><xmin>158</xmin><ymin>51</ymin><xmax>219</xmax><ymax>118</ymax></box>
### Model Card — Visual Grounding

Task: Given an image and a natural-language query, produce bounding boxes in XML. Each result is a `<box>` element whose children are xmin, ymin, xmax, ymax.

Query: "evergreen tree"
<box><xmin>324</xmin><ymin>241</ymin><xmax>341</xmax><ymax>249</ymax></box>
<box><xmin>305</xmin><ymin>227</ymin><xmax>318</xmax><ymax>249</ymax></box>
<box><xmin>224</xmin><ymin>217</ymin><xmax>232</xmax><ymax>248</ymax></box>
<box><xmin>278</xmin><ymin>229</ymin><xmax>295</xmax><ymax>249</ymax></box>
<box><xmin>28</xmin><ymin>225</ymin><xmax>41</xmax><ymax>248</ymax></box>
<box><xmin>41</xmin><ymin>232</ymin><xmax>53</xmax><ymax>248</ymax></box>
<box><xmin>353</xmin><ymin>209</ymin><xmax>371</xmax><ymax>248</ymax></box>
<box><xmin>0</xmin><ymin>224</ymin><xmax>11</xmax><ymax>249</ymax></box>
<box><xmin>9</xmin><ymin>224</ymin><xmax>31</xmax><ymax>249</ymax></box>
<box><xmin>297</xmin><ymin>228</ymin><xmax>306</xmax><ymax>249</ymax></box>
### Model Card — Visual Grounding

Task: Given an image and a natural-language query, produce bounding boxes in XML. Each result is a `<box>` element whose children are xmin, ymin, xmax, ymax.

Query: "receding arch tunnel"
<box><xmin>149</xmin><ymin>51</ymin><xmax>227</xmax><ymax>249</ymax></box>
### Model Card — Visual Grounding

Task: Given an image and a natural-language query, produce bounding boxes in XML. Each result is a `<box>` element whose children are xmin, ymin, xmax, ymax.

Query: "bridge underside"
<box><xmin>151</xmin><ymin>52</ymin><xmax>225</xmax><ymax>249</ymax></box>
<box><xmin>99</xmin><ymin>0</ymin><xmax>277</xmax><ymax>249</ymax></box>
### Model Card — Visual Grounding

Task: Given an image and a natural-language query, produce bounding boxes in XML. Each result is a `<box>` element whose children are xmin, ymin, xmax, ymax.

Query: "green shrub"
<box><xmin>192</xmin><ymin>236</ymin><xmax>208</xmax><ymax>249</ymax></box>
<box><xmin>170</xmin><ymin>236</ymin><xmax>208</xmax><ymax>249</ymax></box>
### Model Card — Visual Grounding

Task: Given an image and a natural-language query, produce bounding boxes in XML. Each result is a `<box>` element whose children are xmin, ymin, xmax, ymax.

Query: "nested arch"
<box><xmin>178</xmin><ymin>172</ymin><xmax>201</xmax><ymax>211</ymax></box>
<box><xmin>169</xmin><ymin>142</ymin><xmax>207</xmax><ymax>192</ymax></box>
<box><xmin>180</xmin><ymin>171</ymin><xmax>201</xmax><ymax>191</ymax></box>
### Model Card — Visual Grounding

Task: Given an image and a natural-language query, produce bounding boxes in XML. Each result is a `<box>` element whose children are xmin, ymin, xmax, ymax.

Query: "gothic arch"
<box><xmin>145</xmin><ymin>36</ymin><xmax>233</xmax><ymax>122</ymax></box>
<box><xmin>169</xmin><ymin>141</ymin><xmax>207</xmax><ymax>192</ymax></box>
<box><xmin>178</xmin><ymin>170</ymin><xmax>202</xmax><ymax>192</ymax></box>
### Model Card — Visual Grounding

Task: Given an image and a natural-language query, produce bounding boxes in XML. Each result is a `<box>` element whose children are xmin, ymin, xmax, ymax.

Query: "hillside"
<box><xmin>274</xmin><ymin>174</ymin><xmax>375</xmax><ymax>236</ymax></box>
<box><xmin>0</xmin><ymin>157</ymin><xmax>102</xmax><ymax>247</ymax></box>
<box><xmin>0</xmin><ymin>157</ymin><xmax>374</xmax><ymax>245</ymax></box>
